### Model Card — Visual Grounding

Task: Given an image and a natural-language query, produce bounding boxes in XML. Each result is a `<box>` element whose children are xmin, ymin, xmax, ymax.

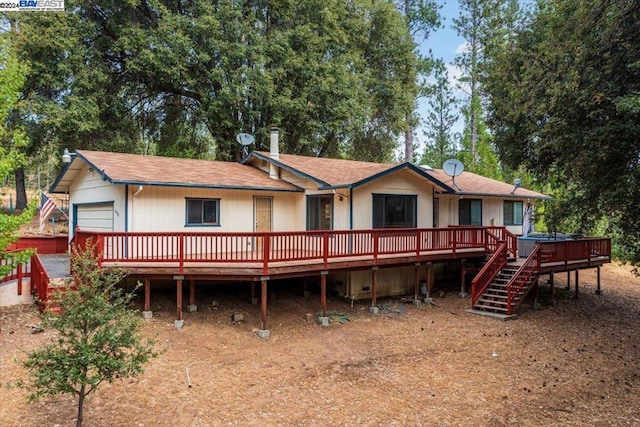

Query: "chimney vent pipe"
<box><xmin>269</xmin><ymin>127</ymin><xmax>279</xmax><ymax>179</ymax></box>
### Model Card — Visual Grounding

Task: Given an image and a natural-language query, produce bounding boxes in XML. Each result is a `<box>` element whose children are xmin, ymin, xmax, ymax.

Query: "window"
<box><xmin>372</xmin><ymin>194</ymin><xmax>417</xmax><ymax>228</ymax></box>
<box><xmin>459</xmin><ymin>199</ymin><xmax>482</xmax><ymax>225</ymax></box>
<box><xmin>186</xmin><ymin>198</ymin><xmax>220</xmax><ymax>226</ymax></box>
<box><xmin>504</xmin><ymin>200</ymin><xmax>524</xmax><ymax>226</ymax></box>
<box><xmin>307</xmin><ymin>195</ymin><xmax>333</xmax><ymax>230</ymax></box>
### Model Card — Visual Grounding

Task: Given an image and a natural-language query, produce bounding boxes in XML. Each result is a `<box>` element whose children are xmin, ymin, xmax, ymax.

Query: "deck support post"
<box><xmin>549</xmin><ymin>273</ymin><xmax>554</xmax><ymax>298</ymax></box>
<box><xmin>303</xmin><ymin>278</ymin><xmax>310</xmax><ymax>298</ymax></box>
<box><xmin>426</xmin><ymin>263</ymin><xmax>432</xmax><ymax>298</ymax></box>
<box><xmin>251</xmin><ymin>281</ymin><xmax>257</xmax><ymax>305</ymax></box>
<box><xmin>320</xmin><ymin>272</ymin><xmax>328</xmax><ymax>317</ymax></box>
<box><xmin>533</xmin><ymin>281</ymin><xmax>541</xmax><ymax>310</ymax></box>
<box><xmin>414</xmin><ymin>263</ymin><xmax>420</xmax><ymax>301</ymax></box>
<box><xmin>370</xmin><ymin>267</ymin><xmax>379</xmax><ymax>314</ymax></box>
<box><xmin>566</xmin><ymin>271</ymin><xmax>571</xmax><ymax>290</ymax></box>
<box><xmin>17</xmin><ymin>265</ymin><xmax>22</xmax><ymax>295</ymax></box>
<box><xmin>574</xmin><ymin>270</ymin><xmax>579</xmax><ymax>299</ymax></box>
<box><xmin>187</xmin><ymin>279</ymin><xmax>197</xmax><ymax>312</ymax></box>
<box><xmin>459</xmin><ymin>260</ymin><xmax>468</xmax><ymax>298</ymax></box>
<box><xmin>596</xmin><ymin>266</ymin><xmax>601</xmax><ymax>295</ymax></box>
<box><xmin>259</xmin><ymin>277</ymin><xmax>269</xmax><ymax>338</ymax></box>
<box><xmin>142</xmin><ymin>278</ymin><xmax>152</xmax><ymax>320</ymax></box>
<box><xmin>174</xmin><ymin>276</ymin><xmax>184</xmax><ymax>329</ymax></box>
<box><xmin>317</xmin><ymin>271</ymin><xmax>329</xmax><ymax>326</ymax></box>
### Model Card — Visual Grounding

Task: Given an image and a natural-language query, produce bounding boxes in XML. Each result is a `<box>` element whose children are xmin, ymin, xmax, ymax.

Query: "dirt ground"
<box><xmin>1</xmin><ymin>263</ymin><xmax>640</xmax><ymax>427</ymax></box>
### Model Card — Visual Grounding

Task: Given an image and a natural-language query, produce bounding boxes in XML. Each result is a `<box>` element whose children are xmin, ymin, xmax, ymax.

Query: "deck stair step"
<box><xmin>471</xmin><ymin>262</ymin><xmax>538</xmax><ymax>315</ymax></box>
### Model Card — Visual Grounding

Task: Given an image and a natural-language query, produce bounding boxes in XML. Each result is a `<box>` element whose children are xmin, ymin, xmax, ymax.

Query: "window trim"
<box><xmin>306</xmin><ymin>195</ymin><xmax>334</xmax><ymax>231</ymax></box>
<box><xmin>185</xmin><ymin>198</ymin><xmax>221</xmax><ymax>227</ymax></box>
<box><xmin>503</xmin><ymin>200</ymin><xmax>524</xmax><ymax>226</ymax></box>
<box><xmin>372</xmin><ymin>193</ymin><xmax>417</xmax><ymax>229</ymax></box>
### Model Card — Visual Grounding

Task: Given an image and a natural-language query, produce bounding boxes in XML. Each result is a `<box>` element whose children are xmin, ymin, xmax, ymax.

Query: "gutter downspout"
<box><xmin>349</xmin><ymin>187</ymin><xmax>353</xmax><ymax>230</ymax></box>
<box><xmin>125</xmin><ymin>185</ymin><xmax>129</xmax><ymax>232</ymax></box>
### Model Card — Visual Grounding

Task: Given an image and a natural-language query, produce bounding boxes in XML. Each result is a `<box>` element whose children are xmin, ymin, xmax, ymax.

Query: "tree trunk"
<box><xmin>404</xmin><ymin>124</ymin><xmax>414</xmax><ymax>163</ymax></box>
<box><xmin>76</xmin><ymin>387</ymin><xmax>86</xmax><ymax>427</ymax></box>
<box><xmin>15</xmin><ymin>167</ymin><xmax>27</xmax><ymax>211</ymax></box>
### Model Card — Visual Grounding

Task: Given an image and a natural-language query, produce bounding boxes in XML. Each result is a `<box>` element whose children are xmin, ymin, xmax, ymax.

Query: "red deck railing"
<box><xmin>30</xmin><ymin>253</ymin><xmax>52</xmax><ymax>312</ymax></box>
<box><xmin>0</xmin><ymin>252</ymin><xmax>31</xmax><ymax>293</ymax></box>
<box><xmin>73</xmin><ymin>226</ymin><xmax>509</xmax><ymax>275</ymax></box>
<box><xmin>471</xmin><ymin>241</ymin><xmax>508</xmax><ymax>306</ymax></box>
<box><xmin>503</xmin><ymin>238</ymin><xmax>611</xmax><ymax>314</ymax></box>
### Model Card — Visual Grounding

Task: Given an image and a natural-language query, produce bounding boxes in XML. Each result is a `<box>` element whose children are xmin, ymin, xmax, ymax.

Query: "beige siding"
<box><xmin>347</xmin><ymin>266</ymin><xmax>416</xmax><ymax>299</ymax></box>
<box><xmin>352</xmin><ymin>170</ymin><xmax>434</xmax><ymax>230</ymax></box>
<box><xmin>69</xmin><ymin>165</ymin><xmax>125</xmax><ymax>232</ymax></box>
<box><xmin>128</xmin><ymin>186</ymin><xmax>305</xmax><ymax>233</ymax></box>
<box><xmin>437</xmin><ymin>194</ymin><xmax>532</xmax><ymax>235</ymax></box>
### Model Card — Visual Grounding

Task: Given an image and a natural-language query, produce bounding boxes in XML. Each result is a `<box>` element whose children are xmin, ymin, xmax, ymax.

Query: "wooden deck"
<box><xmin>9</xmin><ymin>228</ymin><xmax>609</xmax><ymax>332</ymax></box>
<box><xmin>103</xmin><ymin>247</ymin><xmax>488</xmax><ymax>280</ymax></box>
<box><xmin>73</xmin><ymin>226</ymin><xmax>516</xmax><ymax>280</ymax></box>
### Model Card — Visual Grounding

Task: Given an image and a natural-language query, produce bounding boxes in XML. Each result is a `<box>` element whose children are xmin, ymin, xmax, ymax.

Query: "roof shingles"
<box><xmin>77</xmin><ymin>150</ymin><xmax>301</xmax><ymax>192</ymax></box>
<box><xmin>427</xmin><ymin>169</ymin><xmax>550</xmax><ymax>199</ymax></box>
<box><xmin>254</xmin><ymin>152</ymin><xmax>395</xmax><ymax>187</ymax></box>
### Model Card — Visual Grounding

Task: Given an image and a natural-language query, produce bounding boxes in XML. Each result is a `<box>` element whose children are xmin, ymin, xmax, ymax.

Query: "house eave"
<box><xmin>243</xmin><ymin>152</ymin><xmax>330</xmax><ymax>188</ymax></box>
<box><xmin>110</xmin><ymin>180</ymin><xmax>304</xmax><ymax>192</ymax></box>
<box><xmin>454</xmin><ymin>192</ymin><xmax>553</xmax><ymax>200</ymax></box>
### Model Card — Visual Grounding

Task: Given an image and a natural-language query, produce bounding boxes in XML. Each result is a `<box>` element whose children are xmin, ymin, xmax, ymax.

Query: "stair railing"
<box><xmin>30</xmin><ymin>253</ymin><xmax>51</xmax><ymax>312</ymax></box>
<box><xmin>505</xmin><ymin>244</ymin><xmax>542</xmax><ymax>315</ymax></box>
<box><xmin>471</xmin><ymin>240</ymin><xmax>508</xmax><ymax>306</ymax></box>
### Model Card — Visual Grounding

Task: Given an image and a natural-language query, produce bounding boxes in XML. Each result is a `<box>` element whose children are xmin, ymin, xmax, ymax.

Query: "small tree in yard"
<box><xmin>20</xmin><ymin>242</ymin><xmax>158</xmax><ymax>427</ymax></box>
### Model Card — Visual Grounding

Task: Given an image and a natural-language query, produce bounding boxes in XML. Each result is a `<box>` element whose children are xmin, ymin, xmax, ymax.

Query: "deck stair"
<box><xmin>472</xmin><ymin>261</ymin><xmax>538</xmax><ymax>315</ymax></box>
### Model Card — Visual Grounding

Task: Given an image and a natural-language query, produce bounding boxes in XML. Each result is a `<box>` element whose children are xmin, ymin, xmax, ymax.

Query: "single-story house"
<box><xmin>50</xmin><ymin>130</ymin><xmax>550</xmax><ymax>301</ymax></box>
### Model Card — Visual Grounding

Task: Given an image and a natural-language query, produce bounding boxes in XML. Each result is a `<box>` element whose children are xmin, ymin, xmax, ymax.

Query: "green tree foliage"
<box><xmin>20</xmin><ymin>242</ymin><xmax>158</xmax><ymax>427</ymax></box>
<box><xmin>0</xmin><ymin>29</ymin><xmax>29</xmax><ymax>182</ymax></box>
<box><xmin>457</xmin><ymin>96</ymin><xmax>501</xmax><ymax>179</ymax></box>
<box><xmin>0</xmin><ymin>30</ymin><xmax>35</xmax><ymax>276</ymax></box>
<box><xmin>420</xmin><ymin>60</ymin><xmax>458</xmax><ymax>168</ymax></box>
<box><xmin>452</xmin><ymin>0</ymin><xmax>521</xmax><ymax>175</ymax></box>
<box><xmin>394</xmin><ymin>0</ymin><xmax>441</xmax><ymax>162</ymax></box>
<box><xmin>485</xmin><ymin>0</ymin><xmax>640</xmax><ymax>265</ymax></box>
<box><xmin>0</xmin><ymin>203</ymin><xmax>35</xmax><ymax>277</ymax></box>
<box><xmin>12</xmin><ymin>0</ymin><xmax>418</xmax><ymax>167</ymax></box>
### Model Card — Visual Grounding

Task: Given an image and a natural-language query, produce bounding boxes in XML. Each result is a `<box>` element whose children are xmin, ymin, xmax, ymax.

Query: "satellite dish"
<box><xmin>235</xmin><ymin>133</ymin><xmax>255</xmax><ymax>157</ymax></box>
<box><xmin>442</xmin><ymin>158</ymin><xmax>464</xmax><ymax>177</ymax></box>
<box><xmin>442</xmin><ymin>159</ymin><xmax>464</xmax><ymax>191</ymax></box>
<box><xmin>236</xmin><ymin>133</ymin><xmax>255</xmax><ymax>146</ymax></box>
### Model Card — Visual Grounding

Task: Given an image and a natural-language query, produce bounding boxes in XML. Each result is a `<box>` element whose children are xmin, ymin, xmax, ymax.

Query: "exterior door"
<box><xmin>254</xmin><ymin>197</ymin><xmax>273</xmax><ymax>252</ymax></box>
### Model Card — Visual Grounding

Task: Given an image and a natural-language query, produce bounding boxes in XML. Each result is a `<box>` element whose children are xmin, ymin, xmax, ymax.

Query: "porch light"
<box><xmin>62</xmin><ymin>148</ymin><xmax>72</xmax><ymax>163</ymax></box>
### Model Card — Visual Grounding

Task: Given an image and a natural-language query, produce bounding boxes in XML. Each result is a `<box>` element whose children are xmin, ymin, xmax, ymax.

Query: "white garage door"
<box><xmin>76</xmin><ymin>202</ymin><xmax>114</xmax><ymax>232</ymax></box>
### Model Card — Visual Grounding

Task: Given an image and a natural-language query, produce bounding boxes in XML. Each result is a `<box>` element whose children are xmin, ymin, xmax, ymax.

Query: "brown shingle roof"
<box><xmin>254</xmin><ymin>152</ymin><xmax>396</xmax><ymax>187</ymax></box>
<box><xmin>426</xmin><ymin>169</ymin><xmax>551</xmax><ymax>199</ymax></box>
<box><xmin>73</xmin><ymin>150</ymin><xmax>301</xmax><ymax>192</ymax></box>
